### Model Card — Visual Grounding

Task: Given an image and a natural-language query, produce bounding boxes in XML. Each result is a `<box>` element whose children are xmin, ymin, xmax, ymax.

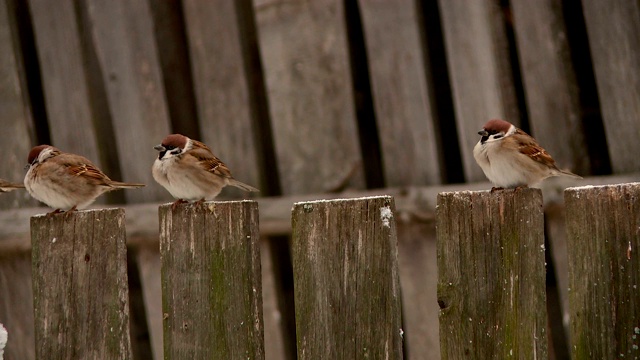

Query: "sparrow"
<box><xmin>152</xmin><ymin>134</ymin><xmax>259</xmax><ymax>207</ymax></box>
<box><xmin>24</xmin><ymin>145</ymin><xmax>145</xmax><ymax>214</ymax></box>
<box><xmin>0</xmin><ymin>179</ymin><xmax>25</xmax><ymax>193</ymax></box>
<box><xmin>473</xmin><ymin>119</ymin><xmax>582</xmax><ymax>189</ymax></box>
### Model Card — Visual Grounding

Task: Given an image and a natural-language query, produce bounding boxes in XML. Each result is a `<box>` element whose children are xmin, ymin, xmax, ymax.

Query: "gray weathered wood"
<box><xmin>436</xmin><ymin>189</ymin><xmax>547</xmax><ymax>359</ymax></box>
<box><xmin>564</xmin><ymin>183</ymin><xmax>640</xmax><ymax>358</ymax></box>
<box><xmin>582</xmin><ymin>1</ymin><xmax>640</xmax><ymax>174</ymax></box>
<box><xmin>3</xmin><ymin>174</ymin><xmax>640</xmax><ymax>252</ymax></box>
<box><xmin>259</xmin><ymin>239</ymin><xmax>288</xmax><ymax>360</ymax></box>
<box><xmin>28</xmin><ymin>0</ymin><xmax>103</xmax><ymax>168</ymax></box>
<box><xmin>159</xmin><ymin>201</ymin><xmax>264</xmax><ymax>359</ymax></box>
<box><xmin>182</xmin><ymin>0</ymin><xmax>261</xmax><ymax>194</ymax></box>
<box><xmin>511</xmin><ymin>0</ymin><xmax>589</xmax><ymax>175</ymax></box>
<box><xmin>31</xmin><ymin>208</ymin><xmax>132</xmax><ymax>359</ymax></box>
<box><xmin>254</xmin><ymin>0</ymin><xmax>365</xmax><ymax>194</ymax></box>
<box><xmin>438</xmin><ymin>0</ymin><xmax>520</xmax><ymax>182</ymax></box>
<box><xmin>0</xmin><ymin>252</ymin><xmax>35</xmax><ymax>360</ymax></box>
<box><xmin>83</xmin><ymin>0</ymin><xmax>172</xmax><ymax>203</ymax></box>
<box><xmin>397</xmin><ymin>218</ymin><xmax>440</xmax><ymax>360</ymax></box>
<box><xmin>291</xmin><ymin>196</ymin><xmax>404</xmax><ymax>359</ymax></box>
<box><xmin>136</xmin><ymin>246</ymin><xmax>163</xmax><ymax>360</ymax></box>
<box><xmin>357</xmin><ymin>0</ymin><xmax>442</xmax><ymax>186</ymax></box>
<box><xmin>0</xmin><ymin>0</ymin><xmax>36</xmax><ymax>209</ymax></box>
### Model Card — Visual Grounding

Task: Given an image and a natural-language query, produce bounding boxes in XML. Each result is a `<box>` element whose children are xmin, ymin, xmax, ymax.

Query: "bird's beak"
<box><xmin>23</xmin><ymin>164</ymin><xmax>30</xmax><ymax>171</ymax></box>
<box><xmin>478</xmin><ymin>130</ymin><xmax>489</xmax><ymax>137</ymax></box>
<box><xmin>154</xmin><ymin>145</ymin><xmax>166</xmax><ymax>152</ymax></box>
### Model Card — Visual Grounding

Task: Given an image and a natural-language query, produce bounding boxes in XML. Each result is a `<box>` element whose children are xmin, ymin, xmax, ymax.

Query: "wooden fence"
<box><xmin>21</xmin><ymin>186</ymin><xmax>640</xmax><ymax>359</ymax></box>
<box><xmin>1</xmin><ymin>0</ymin><xmax>639</xmax><ymax>359</ymax></box>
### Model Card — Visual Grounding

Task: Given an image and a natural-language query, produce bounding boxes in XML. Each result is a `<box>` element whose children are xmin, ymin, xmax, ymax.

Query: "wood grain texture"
<box><xmin>83</xmin><ymin>0</ymin><xmax>172</xmax><ymax>203</ymax></box>
<box><xmin>0</xmin><ymin>0</ymin><xmax>36</xmax><ymax>209</ymax></box>
<box><xmin>564</xmin><ymin>183</ymin><xmax>640</xmax><ymax>358</ymax></box>
<box><xmin>31</xmin><ymin>208</ymin><xmax>132</xmax><ymax>360</ymax></box>
<box><xmin>159</xmin><ymin>201</ymin><xmax>264</xmax><ymax>359</ymax></box>
<box><xmin>437</xmin><ymin>0</ymin><xmax>520</xmax><ymax>182</ymax></box>
<box><xmin>582</xmin><ymin>0</ymin><xmax>640</xmax><ymax>173</ymax></box>
<box><xmin>397</xmin><ymin>219</ymin><xmax>440</xmax><ymax>360</ymax></box>
<box><xmin>357</xmin><ymin>0</ymin><xmax>442</xmax><ymax>186</ymax></box>
<box><xmin>136</xmin><ymin>246</ymin><xmax>163</xmax><ymax>360</ymax></box>
<box><xmin>436</xmin><ymin>189</ymin><xmax>547</xmax><ymax>359</ymax></box>
<box><xmin>0</xmin><ymin>253</ymin><xmax>35</xmax><ymax>360</ymax></box>
<box><xmin>291</xmin><ymin>196</ymin><xmax>403</xmax><ymax>359</ymax></box>
<box><xmin>28</xmin><ymin>0</ymin><xmax>102</xmax><ymax>167</ymax></box>
<box><xmin>254</xmin><ymin>0</ymin><xmax>365</xmax><ymax>194</ymax></box>
<box><xmin>511</xmin><ymin>0</ymin><xmax>589</xmax><ymax>176</ymax></box>
<box><xmin>182</xmin><ymin>0</ymin><xmax>261</xmax><ymax>194</ymax></box>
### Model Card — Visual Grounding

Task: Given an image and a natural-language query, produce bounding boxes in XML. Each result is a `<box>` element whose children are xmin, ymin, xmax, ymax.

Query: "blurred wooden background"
<box><xmin>0</xmin><ymin>0</ymin><xmax>638</xmax><ymax>359</ymax></box>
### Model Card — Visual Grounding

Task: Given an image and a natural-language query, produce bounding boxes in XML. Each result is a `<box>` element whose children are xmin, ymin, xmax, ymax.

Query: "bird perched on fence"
<box><xmin>473</xmin><ymin>119</ymin><xmax>582</xmax><ymax>190</ymax></box>
<box><xmin>152</xmin><ymin>134</ymin><xmax>259</xmax><ymax>208</ymax></box>
<box><xmin>24</xmin><ymin>145</ymin><xmax>145</xmax><ymax>215</ymax></box>
<box><xmin>0</xmin><ymin>179</ymin><xmax>25</xmax><ymax>193</ymax></box>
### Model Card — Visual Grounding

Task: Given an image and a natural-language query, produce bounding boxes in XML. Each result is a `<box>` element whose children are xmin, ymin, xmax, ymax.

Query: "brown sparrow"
<box><xmin>0</xmin><ymin>179</ymin><xmax>25</xmax><ymax>193</ymax></box>
<box><xmin>24</xmin><ymin>145</ymin><xmax>145</xmax><ymax>214</ymax></box>
<box><xmin>152</xmin><ymin>134</ymin><xmax>259</xmax><ymax>206</ymax></box>
<box><xmin>473</xmin><ymin>119</ymin><xmax>582</xmax><ymax>189</ymax></box>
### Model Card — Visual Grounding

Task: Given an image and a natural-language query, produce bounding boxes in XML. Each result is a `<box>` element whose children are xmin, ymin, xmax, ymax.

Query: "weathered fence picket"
<box><xmin>31</xmin><ymin>209</ymin><xmax>132</xmax><ymax>360</ymax></box>
<box><xmin>436</xmin><ymin>189</ymin><xmax>548</xmax><ymax>359</ymax></box>
<box><xmin>291</xmin><ymin>196</ymin><xmax>404</xmax><ymax>359</ymax></box>
<box><xmin>159</xmin><ymin>201</ymin><xmax>264</xmax><ymax>359</ymax></box>
<box><xmin>565</xmin><ymin>183</ymin><xmax>640</xmax><ymax>358</ymax></box>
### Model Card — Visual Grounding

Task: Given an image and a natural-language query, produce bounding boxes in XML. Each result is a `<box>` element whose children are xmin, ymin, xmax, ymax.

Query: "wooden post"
<box><xmin>159</xmin><ymin>201</ymin><xmax>264</xmax><ymax>359</ymax></box>
<box><xmin>31</xmin><ymin>209</ymin><xmax>132</xmax><ymax>360</ymax></box>
<box><xmin>565</xmin><ymin>183</ymin><xmax>640</xmax><ymax>358</ymax></box>
<box><xmin>436</xmin><ymin>189</ymin><xmax>547</xmax><ymax>359</ymax></box>
<box><xmin>291</xmin><ymin>196</ymin><xmax>404</xmax><ymax>359</ymax></box>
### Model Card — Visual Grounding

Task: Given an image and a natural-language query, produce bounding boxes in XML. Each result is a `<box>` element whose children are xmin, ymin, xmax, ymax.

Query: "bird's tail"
<box><xmin>557</xmin><ymin>168</ymin><xmax>582</xmax><ymax>179</ymax></box>
<box><xmin>228</xmin><ymin>178</ymin><xmax>260</xmax><ymax>192</ymax></box>
<box><xmin>110</xmin><ymin>181</ymin><xmax>146</xmax><ymax>189</ymax></box>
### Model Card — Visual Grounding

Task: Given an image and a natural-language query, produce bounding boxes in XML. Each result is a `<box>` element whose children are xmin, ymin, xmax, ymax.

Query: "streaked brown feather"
<box><xmin>514</xmin><ymin>129</ymin><xmax>558</xmax><ymax>169</ymax></box>
<box><xmin>188</xmin><ymin>142</ymin><xmax>233</xmax><ymax>178</ymax></box>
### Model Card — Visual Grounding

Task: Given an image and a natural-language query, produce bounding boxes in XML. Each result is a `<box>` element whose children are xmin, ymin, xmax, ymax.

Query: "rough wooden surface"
<box><xmin>254</xmin><ymin>0</ymin><xmax>365</xmax><ymax>194</ymax></box>
<box><xmin>159</xmin><ymin>201</ymin><xmax>264</xmax><ymax>359</ymax></box>
<box><xmin>357</xmin><ymin>0</ymin><xmax>442</xmax><ymax>186</ymax></box>
<box><xmin>28</xmin><ymin>0</ymin><xmax>103</xmax><ymax>169</ymax></box>
<box><xmin>3</xmin><ymin>174</ymin><xmax>639</xmax><ymax>252</ymax></box>
<box><xmin>182</xmin><ymin>0</ymin><xmax>261</xmax><ymax>192</ymax></box>
<box><xmin>135</xmin><ymin>246</ymin><xmax>163</xmax><ymax>360</ymax></box>
<box><xmin>511</xmin><ymin>0</ymin><xmax>589</xmax><ymax>175</ymax></box>
<box><xmin>291</xmin><ymin>196</ymin><xmax>403</xmax><ymax>359</ymax></box>
<box><xmin>564</xmin><ymin>183</ymin><xmax>640</xmax><ymax>358</ymax></box>
<box><xmin>0</xmin><ymin>252</ymin><xmax>35</xmax><ymax>360</ymax></box>
<box><xmin>436</xmin><ymin>189</ymin><xmax>547</xmax><ymax>359</ymax></box>
<box><xmin>438</xmin><ymin>0</ymin><xmax>519</xmax><ymax>182</ymax></box>
<box><xmin>0</xmin><ymin>0</ymin><xmax>36</xmax><ymax>210</ymax></box>
<box><xmin>397</xmin><ymin>218</ymin><xmax>440</xmax><ymax>360</ymax></box>
<box><xmin>31</xmin><ymin>209</ymin><xmax>132</xmax><ymax>359</ymax></box>
<box><xmin>83</xmin><ymin>0</ymin><xmax>172</xmax><ymax>203</ymax></box>
<box><xmin>582</xmin><ymin>0</ymin><xmax>640</xmax><ymax>173</ymax></box>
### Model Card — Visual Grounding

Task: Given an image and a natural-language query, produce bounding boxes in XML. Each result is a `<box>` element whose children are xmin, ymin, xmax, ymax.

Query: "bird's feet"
<box><xmin>46</xmin><ymin>208</ymin><xmax>64</xmax><ymax>217</ymax></box>
<box><xmin>194</xmin><ymin>198</ymin><xmax>206</xmax><ymax>209</ymax></box>
<box><xmin>64</xmin><ymin>206</ymin><xmax>78</xmax><ymax>219</ymax></box>
<box><xmin>171</xmin><ymin>199</ymin><xmax>188</xmax><ymax>211</ymax></box>
<box><xmin>490</xmin><ymin>187</ymin><xmax>504</xmax><ymax>193</ymax></box>
<box><xmin>514</xmin><ymin>185</ymin><xmax>529</xmax><ymax>193</ymax></box>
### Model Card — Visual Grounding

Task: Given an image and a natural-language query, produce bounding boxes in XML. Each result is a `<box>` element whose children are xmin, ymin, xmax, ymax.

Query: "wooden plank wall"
<box><xmin>0</xmin><ymin>0</ymin><xmax>638</xmax><ymax>359</ymax></box>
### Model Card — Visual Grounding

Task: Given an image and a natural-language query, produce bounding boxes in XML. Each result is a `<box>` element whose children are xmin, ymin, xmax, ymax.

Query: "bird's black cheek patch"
<box><xmin>159</xmin><ymin>150</ymin><xmax>167</xmax><ymax>159</ymax></box>
<box><xmin>481</xmin><ymin>135</ymin><xmax>489</xmax><ymax>144</ymax></box>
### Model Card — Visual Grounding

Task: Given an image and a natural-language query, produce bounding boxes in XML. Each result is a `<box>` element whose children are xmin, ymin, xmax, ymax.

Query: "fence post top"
<box><xmin>293</xmin><ymin>195</ymin><xmax>394</xmax><ymax>207</ymax></box>
<box><xmin>437</xmin><ymin>187</ymin><xmax>542</xmax><ymax>199</ymax></box>
<box><xmin>565</xmin><ymin>182</ymin><xmax>640</xmax><ymax>194</ymax></box>
<box><xmin>30</xmin><ymin>207</ymin><xmax>125</xmax><ymax>220</ymax></box>
<box><xmin>158</xmin><ymin>199</ymin><xmax>259</xmax><ymax>211</ymax></box>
